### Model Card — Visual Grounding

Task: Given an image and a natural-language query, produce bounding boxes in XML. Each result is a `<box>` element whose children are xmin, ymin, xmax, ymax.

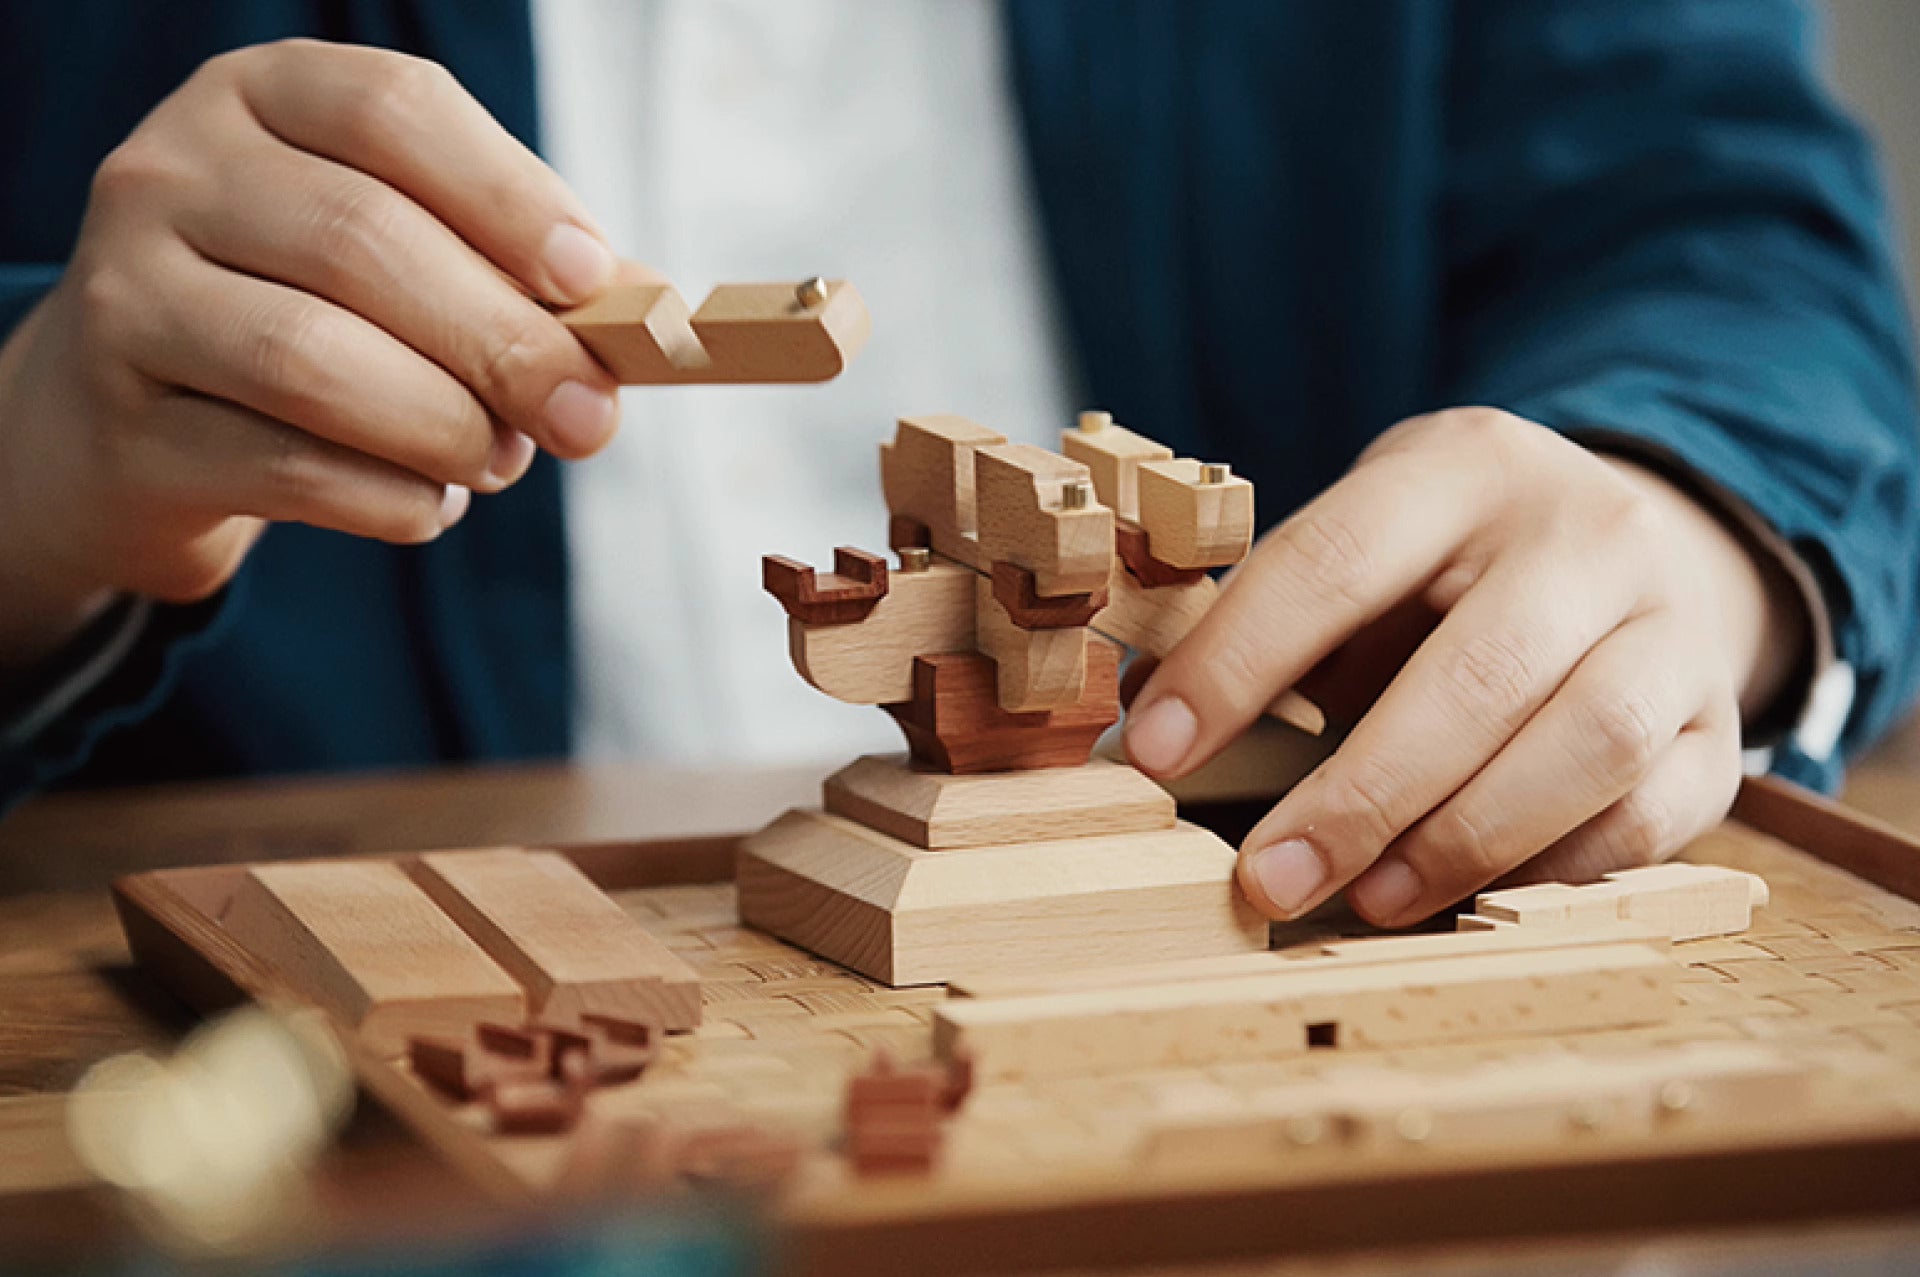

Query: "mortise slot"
<box><xmin>1306</xmin><ymin>1021</ymin><xmax>1340</xmax><ymax>1050</ymax></box>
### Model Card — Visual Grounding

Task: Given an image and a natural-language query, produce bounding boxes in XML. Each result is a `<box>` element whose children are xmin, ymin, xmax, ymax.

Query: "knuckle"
<box><xmin>1571</xmin><ymin>690</ymin><xmax>1665</xmax><ymax>788</ymax></box>
<box><xmin>306</xmin><ymin>177</ymin><xmax>409</xmax><ymax>289</ymax></box>
<box><xmin>1602</xmin><ymin>791</ymin><xmax>1677</xmax><ymax>870</ymax></box>
<box><xmin>347</xmin><ymin>54</ymin><xmax>447</xmax><ymax>155</ymax></box>
<box><xmin>1425</xmin><ymin>804</ymin><xmax>1510</xmax><ymax>886</ymax></box>
<box><xmin>1439</xmin><ymin>628</ymin><xmax>1540</xmax><ymax>722</ymax></box>
<box><xmin>90</xmin><ymin>139</ymin><xmax>183</xmax><ymax>206</ymax></box>
<box><xmin>1271</xmin><ymin>508</ymin><xmax>1374</xmax><ymax>612</ymax></box>
<box><xmin>1319</xmin><ymin>756</ymin><xmax>1407</xmax><ymax>851</ymax></box>
<box><xmin>245</xmin><ymin>299</ymin><xmax>334</xmax><ymax>409</ymax></box>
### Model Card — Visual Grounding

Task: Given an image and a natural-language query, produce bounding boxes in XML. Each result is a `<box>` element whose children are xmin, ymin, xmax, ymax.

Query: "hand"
<box><xmin>0</xmin><ymin>40</ymin><xmax>628</xmax><ymax>669</ymax></box>
<box><xmin>1123</xmin><ymin>408</ymin><xmax>1806</xmax><ymax>925</ymax></box>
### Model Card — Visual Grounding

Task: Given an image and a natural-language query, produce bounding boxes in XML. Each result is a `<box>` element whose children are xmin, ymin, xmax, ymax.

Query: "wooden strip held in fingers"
<box><xmin>560</xmin><ymin>279</ymin><xmax>869</xmax><ymax>384</ymax></box>
<box><xmin>412</xmin><ymin>849</ymin><xmax>700</xmax><ymax>1030</ymax></box>
<box><xmin>933</xmin><ymin>941</ymin><xmax>1676</xmax><ymax>1080</ymax></box>
<box><xmin>220</xmin><ymin>861</ymin><xmax>525</xmax><ymax>1057</ymax></box>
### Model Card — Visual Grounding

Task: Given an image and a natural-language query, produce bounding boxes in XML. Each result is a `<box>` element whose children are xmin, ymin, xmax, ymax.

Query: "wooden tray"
<box><xmin>113</xmin><ymin>777</ymin><xmax>1920</xmax><ymax>1275</ymax></box>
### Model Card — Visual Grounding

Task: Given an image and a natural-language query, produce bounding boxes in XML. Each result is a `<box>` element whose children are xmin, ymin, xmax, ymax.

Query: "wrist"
<box><xmin>1596</xmin><ymin>455</ymin><xmax>1808</xmax><ymax>719</ymax></box>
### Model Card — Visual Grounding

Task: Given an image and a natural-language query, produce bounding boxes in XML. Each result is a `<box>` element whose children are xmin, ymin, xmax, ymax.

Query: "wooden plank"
<box><xmin>934</xmin><ymin>942</ymin><xmax>1676</xmax><ymax>1080</ymax></box>
<box><xmin>411</xmin><ymin>849</ymin><xmax>700</xmax><ymax>1031</ymax></box>
<box><xmin>220</xmin><ymin>861</ymin><xmax>525</xmax><ymax>1056</ymax></box>
<box><xmin>1461</xmin><ymin>863</ymin><xmax>1770</xmax><ymax>941</ymax></box>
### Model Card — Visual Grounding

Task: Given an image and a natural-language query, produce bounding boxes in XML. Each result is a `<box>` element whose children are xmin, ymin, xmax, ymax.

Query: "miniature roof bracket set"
<box><xmin>744</xmin><ymin>409</ymin><xmax>1325</xmax><ymax>987</ymax></box>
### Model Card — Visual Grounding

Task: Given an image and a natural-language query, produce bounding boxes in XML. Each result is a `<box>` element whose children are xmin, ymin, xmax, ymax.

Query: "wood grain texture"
<box><xmin>884</xmin><ymin>645</ymin><xmax>1119</xmax><ymax>775</ymax></box>
<box><xmin>822</xmin><ymin>755</ymin><xmax>1175</xmax><ymax>850</ymax></box>
<box><xmin>763</xmin><ymin>548</ymin><xmax>889</xmax><ymax>625</ymax></box>
<box><xmin>973</xmin><ymin>444</ymin><xmax>1113</xmax><ymax>598</ymax></box>
<box><xmin>880</xmin><ymin>416</ymin><xmax>1007</xmax><ymax>568</ymax></box>
<box><xmin>738</xmin><ymin>809</ymin><xmax>1265</xmax><ymax>987</ymax></box>
<box><xmin>1461</xmin><ymin>864</ymin><xmax>1771</xmax><ymax>941</ymax></box>
<box><xmin>559</xmin><ymin>279</ymin><xmax>869</xmax><ymax>385</ymax></box>
<box><xmin>789</xmin><ymin>559</ymin><xmax>976</xmax><ymax>705</ymax></box>
<box><xmin>934</xmin><ymin>941</ymin><xmax>1677</xmax><ymax>1081</ymax></box>
<box><xmin>220</xmin><ymin>861</ymin><xmax>525</xmax><ymax>1056</ymax></box>
<box><xmin>973</xmin><ymin>574</ymin><xmax>1088</xmax><ymax>712</ymax></box>
<box><xmin>1136</xmin><ymin>458</ymin><xmax>1254</xmax><ymax>571</ymax></box>
<box><xmin>988</xmin><ymin>561</ymin><xmax>1107</xmax><ymax>630</ymax></box>
<box><xmin>1059</xmin><ymin>415</ymin><xmax>1172</xmax><ymax>522</ymax></box>
<box><xmin>410</xmin><ymin>849</ymin><xmax>700</xmax><ymax>1031</ymax></box>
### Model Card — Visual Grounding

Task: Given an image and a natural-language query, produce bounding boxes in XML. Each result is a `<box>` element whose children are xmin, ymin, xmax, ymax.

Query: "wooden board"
<box><xmin>113</xmin><ymin>779</ymin><xmax>1920</xmax><ymax>1276</ymax></box>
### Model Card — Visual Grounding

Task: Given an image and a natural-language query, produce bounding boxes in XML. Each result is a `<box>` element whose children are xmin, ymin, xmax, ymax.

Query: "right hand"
<box><xmin>0</xmin><ymin>39</ymin><xmax>627</xmax><ymax>669</ymax></box>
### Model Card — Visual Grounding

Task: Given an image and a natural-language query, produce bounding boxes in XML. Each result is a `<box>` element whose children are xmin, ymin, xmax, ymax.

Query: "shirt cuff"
<box><xmin>1568</xmin><ymin>428</ymin><xmax>1851</xmax><ymax>777</ymax></box>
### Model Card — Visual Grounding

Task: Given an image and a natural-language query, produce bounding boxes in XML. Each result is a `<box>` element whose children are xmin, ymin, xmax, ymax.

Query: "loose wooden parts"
<box><xmin>933</xmin><ymin>940</ymin><xmax>1677</xmax><ymax>1081</ymax></box>
<box><xmin>823</xmin><ymin>755</ymin><xmax>1175</xmax><ymax>850</ymax></box>
<box><xmin>409</xmin><ymin>1015</ymin><xmax>660</xmax><ymax>1136</ymax></box>
<box><xmin>842</xmin><ymin>1051</ymin><xmax>974</xmax><ymax>1178</ymax></box>
<box><xmin>884</xmin><ymin>646</ymin><xmax>1120</xmax><ymax>775</ymax></box>
<box><xmin>1135</xmin><ymin>458</ymin><xmax>1254</xmax><ymax>571</ymax></box>
<box><xmin>220</xmin><ymin>861</ymin><xmax>525</xmax><ymax>1056</ymax></box>
<box><xmin>559</xmin><ymin>278</ymin><xmax>870</xmax><ymax>385</ymax></box>
<box><xmin>411</xmin><ymin>849</ymin><xmax>701</xmax><ymax>1031</ymax></box>
<box><xmin>1136</xmin><ymin>1044</ymin><xmax>1814</xmax><ymax>1168</ymax></box>
<box><xmin>763</xmin><ymin>548</ymin><xmax>889</xmax><ymax>625</ymax></box>
<box><xmin>737</xmin><ymin>808</ymin><xmax>1266</xmax><ymax>987</ymax></box>
<box><xmin>1459</xmin><ymin>863</ymin><xmax>1771</xmax><ymax>942</ymax></box>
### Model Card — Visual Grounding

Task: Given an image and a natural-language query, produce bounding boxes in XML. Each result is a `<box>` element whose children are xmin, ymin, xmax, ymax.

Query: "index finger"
<box><xmin>1123</xmin><ymin>446</ymin><xmax>1498</xmax><ymax>779</ymax></box>
<box><xmin>234</xmin><ymin>39</ymin><xmax>614</xmax><ymax>306</ymax></box>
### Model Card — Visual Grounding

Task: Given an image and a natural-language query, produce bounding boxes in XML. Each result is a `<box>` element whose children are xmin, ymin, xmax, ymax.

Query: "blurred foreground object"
<box><xmin>66</xmin><ymin>1007</ymin><xmax>352</xmax><ymax>1257</ymax></box>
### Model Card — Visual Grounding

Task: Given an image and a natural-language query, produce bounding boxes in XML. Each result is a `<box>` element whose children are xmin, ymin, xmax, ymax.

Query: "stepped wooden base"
<box><xmin>822</xmin><ymin>754</ymin><xmax>1175</xmax><ymax>850</ymax></box>
<box><xmin>736</xmin><ymin>807</ymin><xmax>1267</xmax><ymax>987</ymax></box>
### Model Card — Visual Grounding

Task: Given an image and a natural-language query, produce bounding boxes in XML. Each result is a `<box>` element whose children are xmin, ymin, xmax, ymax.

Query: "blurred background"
<box><xmin>1829</xmin><ymin>1</ymin><xmax>1919</xmax><ymax>318</ymax></box>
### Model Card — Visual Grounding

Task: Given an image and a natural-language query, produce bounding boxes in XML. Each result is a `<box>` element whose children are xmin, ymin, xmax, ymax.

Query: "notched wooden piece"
<box><xmin>559</xmin><ymin>279</ymin><xmax>869</xmax><ymax>385</ymax></box>
<box><xmin>764</xmin><ymin>547</ymin><xmax>890</xmax><ymax>625</ymax></box>
<box><xmin>1061</xmin><ymin>413</ymin><xmax>1174</xmax><ymax>522</ymax></box>
<box><xmin>974</xmin><ymin>574</ymin><xmax>1088</xmax><ymax>712</ymax></box>
<box><xmin>1460</xmin><ymin>863</ymin><xmax>1772</xmax><ymax>942</ymax></box>
<box><xmin>1113</xmin><ymin>521</ymin><xmax>1208</xmax><ymax>589</ymax></box>
<box><xmin>990</xmin><ymin>560</ymin><xmax>1108</xmax><ymax>630</ymax></box>
<box><xmin>880</xmin><ymin>415</ymin><xmax>1008</xmax><ymax>568</ymax></box>
<box><xmin>975</xmin><ymin>444</ymin><xmax>1113</xmax><ymax>598</ymax></box>
<box><xmin>789</xmin><ymin>559</ymin><xmax>976</xmax><ymax>704</ymax></box>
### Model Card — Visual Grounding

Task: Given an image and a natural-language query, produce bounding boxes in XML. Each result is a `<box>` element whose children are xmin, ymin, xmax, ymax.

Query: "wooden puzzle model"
<box><xmin>738</xmin><ymin>412</ymin><xmax>1323</xmax><ymax>986</ymax></box>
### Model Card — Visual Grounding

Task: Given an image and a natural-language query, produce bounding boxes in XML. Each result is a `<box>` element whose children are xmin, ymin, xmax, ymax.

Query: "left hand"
<box><xmin>1123</xmin><ymin>408</ymin><xmax>1806</xmax><ymax>925</ymax></box>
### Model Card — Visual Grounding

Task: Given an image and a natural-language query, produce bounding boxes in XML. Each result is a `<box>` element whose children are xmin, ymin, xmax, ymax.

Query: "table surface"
<box><xmin>5</xmin><ymin>718</ymin><xmax>1920</xmax><ymax>1271</ymax></box>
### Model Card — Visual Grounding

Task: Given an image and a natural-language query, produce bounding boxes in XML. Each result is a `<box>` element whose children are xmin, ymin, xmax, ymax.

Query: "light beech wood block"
<box><xmin>1461</xmin><ymin>863</ymin><xmax>1771</xmax><ymax>941</ymax></box>
<box><xmin>411</xmin><ymin>849</ymin><xmax>700</xmax><ymax>1031</ymax></box>
<box><xmin>559</xmin><ymin>280</ymin><xmax>869</xmax><ymax>385</ymax></box>
<box><xmin>737</xmin><ymin>810</ymin><xmax>1266</xmax><ymax>987</ymax></box>
<box><xmin>821</xmin><ymin>755</ymin><xmax>1176</xmax><ymax>850</ymax></box>
<box><xmin>789</xmin><ymin>559</ymin><xmax>975</xmax><ymax>704</ymax></box>
<box><xmin>947</xmin><ymin>921</ymin><xmax>1666</xmax><ymax>999</ymax></box>
<box><xmin>974</xmin><ymin>444</ymin><xmax>1114</xmax><ymax>598</ymax></box>
<box><xmin>1137</xmin><ymin>1043</ymin><xmax>1812</xmax><ymax>1167</ymax></box>
<box><xmin>880</xmin><ymin>415</ymin><xmax>1006</xmax><ymax>567</ymax></box>
<box><xmin>220</xmin><ymin>861</ymin><xmax>525</xmax><ymax>1057</ymax></box>
<box><xmin>1061</xmin><ymin>416</ymin><xmax>1173</xmax><ymax>522</ymax></box>
<box><xmin>1136</xmin><ymin>458</ymin><xmax>1255</xmax><ymax>571</ymax></box>
<box><xmin>933</xmin><ymin>941</ymin><xmax>1677</xmax><ymax>1080</ymax></box>
<box><xmin>974</xmin><ymin>574</ymin><xmax>1087</xmax><ymax>711</ymax></box>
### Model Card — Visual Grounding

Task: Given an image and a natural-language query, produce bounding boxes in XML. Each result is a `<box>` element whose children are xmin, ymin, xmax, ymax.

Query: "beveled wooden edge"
<box><xmin>1733</xmin><ymin>774</ymin><xmax>1920</xmax><ymax>906</ymax></box>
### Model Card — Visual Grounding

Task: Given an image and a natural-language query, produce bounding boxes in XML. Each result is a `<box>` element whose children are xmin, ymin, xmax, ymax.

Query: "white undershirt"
<box><xmin>532</xmin><ymin>0</ymin><xmax>1075</xmax><ymax>766</ymax></box>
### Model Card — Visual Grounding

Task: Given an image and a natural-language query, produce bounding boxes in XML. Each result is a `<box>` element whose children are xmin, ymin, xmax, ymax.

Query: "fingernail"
<box><xmin>1244</xmin><ymin>838</ymin><xmax>1328</xmax><ymax>917</ymax></box>
<box><xmin>478</xmin><ymin>431</ymin><xmax>537</xmax><ymax>492</ymax></box>
<box><xmin>1350</xmin><ymin>858</ymin><xmax>1422</xmax><ymax>924</ymax></box>
<box><xmin>543</xmin><ymin>380</ymin><xmax>618</xmax><ymax>455</ymax></box>
<box><xmin>1126</xmin><ymin>696</ymin><xmax>1198</xmax><ymax>775</ymax></box>
<box><xmin>439</xmin><ymin>483</ymin><xmax>471</xmax><ymax>529</ymax></box>
<box><xmin>541</xmin><ymin>223</ymin><xmax>616</xmax><ymax>303</ymax></box>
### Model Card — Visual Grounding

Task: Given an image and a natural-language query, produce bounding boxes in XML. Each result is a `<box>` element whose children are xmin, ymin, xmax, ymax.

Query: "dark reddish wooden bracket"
<box><xmin>763</xmin><ymin>547</ymin><xmax>890</xmax><ymax>624</ymax></box>
<box><xmin>1115</xmin><ymin>521</ymin><xmax>1208</xmax><ymax>588</ymax></box>
<box><xmin>991</xmin><ymin>560</ymin><xmax>1108</xmax><ymax>630</ymax></box>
